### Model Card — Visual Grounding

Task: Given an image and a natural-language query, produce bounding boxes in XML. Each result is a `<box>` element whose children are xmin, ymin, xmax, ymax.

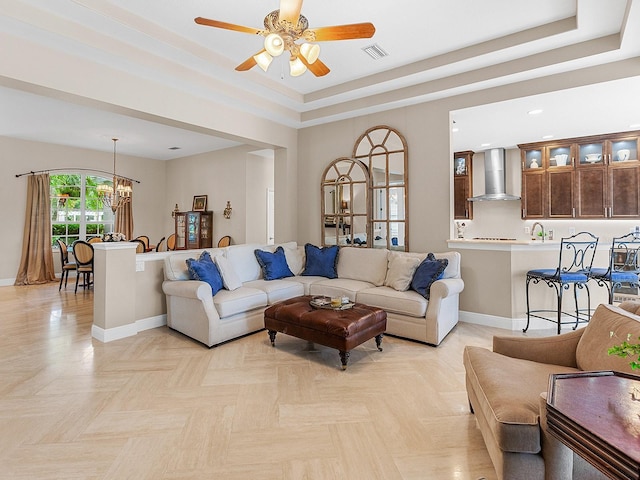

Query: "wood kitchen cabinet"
<box><xmin>174</xmin><ymin>211</ymin><xmax>213</xmax><ymax>250</ymax></box>
<box><xmin>453</xmin><ymin>150</ymin><xmax>473</xmax><ymax>219</ymax></box>
<box><xmin>519</xmin><ymin>130</ymin><xmax>640</xmax><ymax>219</ymax></box>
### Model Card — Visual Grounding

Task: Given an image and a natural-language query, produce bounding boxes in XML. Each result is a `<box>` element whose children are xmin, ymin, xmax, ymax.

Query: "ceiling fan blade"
<box><xmin>195</xmin><ymin>17</ymin><xmax>262</xmax><ymax>35</ymax></box>
<box><xmin>278</xmin><ymin>0</ymin><xmax>303</xmax><ymax>25</ymax></box>
<box><xmin>299</xmin><ymin>55</ymin><xmax>330</xmax><ymax>77</ymax></box>
<box><xmin>308</xmin><ymin>23</ymin><xmax>376</xmax><ymax>41</ymax></box>
<box><xmin>235</xmin><ymin>52</ymin><xmax>261</xmax><ymax>71</ymax></box>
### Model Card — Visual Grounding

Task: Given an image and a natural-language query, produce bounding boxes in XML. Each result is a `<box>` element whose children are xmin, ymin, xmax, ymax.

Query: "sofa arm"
<box><xmin>493</xmin><ymin>328</ymin><xmax>584</xmax><ymax>367</ymax></box>
<box><xmin>430</xmin><ymin>278</ymin><xmax>464</xmax><ymax>299</ymax></box>
<box><xmin>162</xmin><ymin>279</ymin><xmax>212</xmax><ymax>301</ymax></box>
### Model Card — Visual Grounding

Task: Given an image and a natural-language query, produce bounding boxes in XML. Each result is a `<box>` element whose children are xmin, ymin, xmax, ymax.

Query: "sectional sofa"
<box><xmin>161</xmin><ymin>242</ymin><xmax>463</xmax><ymax>347</ymax></box>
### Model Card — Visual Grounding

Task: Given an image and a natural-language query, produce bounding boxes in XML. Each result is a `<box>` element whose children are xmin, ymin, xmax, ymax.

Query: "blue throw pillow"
<box><xmin>302</xmin><ymin>243</ymin><xmax>339</xmax><ymax>278</ymax></box>
<box><xmin>411</xmin><ymin>253</ymin><xmax>448</xmax><ymax>300</ymax></box>
<box><xmin>186</xmin><ymin>251</ymin><xmax>223</xmax><ymax>295</ymax></box>
<box><xmin>254</xmin><ymin>247</ymin><xmax>294</xmax><ymax>281</ymax></box>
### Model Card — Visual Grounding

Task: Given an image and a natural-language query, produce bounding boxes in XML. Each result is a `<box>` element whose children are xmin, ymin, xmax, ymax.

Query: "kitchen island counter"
<box><xmin>447</xmin><ymin>239</ymin><xmax>610</xmax><ymax>330</ymax></box>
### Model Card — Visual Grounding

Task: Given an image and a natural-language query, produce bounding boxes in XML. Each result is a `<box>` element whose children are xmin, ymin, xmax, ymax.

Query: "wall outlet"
<box><xmin>524</xmin><ymin>226</ymin><xmax>530</xmax><ymax>234</ymax></box>
<box><xmin>569</xmin><ymin>227</ymin><xmax>576</xmax><ymax>235</ymax></box>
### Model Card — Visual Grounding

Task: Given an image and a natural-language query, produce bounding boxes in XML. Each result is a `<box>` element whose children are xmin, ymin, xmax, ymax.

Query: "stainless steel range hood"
<box><xmin>468</xmin><ymin>148</ymin><xmax>520</xmax><ymax>201</ymax></box>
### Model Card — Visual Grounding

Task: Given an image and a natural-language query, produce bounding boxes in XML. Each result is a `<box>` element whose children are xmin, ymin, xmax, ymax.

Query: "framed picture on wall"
<box><xmin>192</xmin><ymin>195</ymin><xmax>207</xmax><ymax>212</ymax></box>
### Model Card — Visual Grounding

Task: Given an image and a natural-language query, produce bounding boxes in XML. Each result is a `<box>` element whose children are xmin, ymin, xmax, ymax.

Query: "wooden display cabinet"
<box><xmin>174</xmin><ymin>211</ymin><xmax>213</xmax><ymax>250</ymax></box>
<box><xmin>453</xmin><ymin>150</ymin><xmax>473</xmax><ymax>220</ymax></box>
<box><xmin>519</xmin><ymin>130</ymin><xmax>640</xmax><ymax>219</ymax></box>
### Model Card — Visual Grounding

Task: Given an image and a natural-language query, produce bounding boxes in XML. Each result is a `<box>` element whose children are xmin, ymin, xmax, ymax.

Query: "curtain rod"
<box><xmin>15</xmin><ymin>167</ymin><xmax>141</xmax><ymax>184</ymax></box>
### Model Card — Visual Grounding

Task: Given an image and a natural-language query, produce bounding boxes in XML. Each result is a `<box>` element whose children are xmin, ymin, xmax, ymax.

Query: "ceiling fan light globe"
<box><xmin>254</xmin><ymin>51</ymin><xmax>273</xmax><ymax>71</ymax></box>
<box><xmin>300</xmin><ymin>43</ymin><xmax>320</xmax><ymax>64</ymax></box>
<box><xmin>289</xmin><ymin>57</ymin><xmax>307</xmax><ymax>76</ymax></box>
<box><xmin>264</xmin><ymin>33</ymin><xmax>285</xmax><ymax>56</ymax></box>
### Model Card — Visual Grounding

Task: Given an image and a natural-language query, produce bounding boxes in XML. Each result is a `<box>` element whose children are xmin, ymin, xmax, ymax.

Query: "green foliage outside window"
<box><xmin>50</xmin><ymin>173</ymin><xmax>113</xmax><ymax>246</ymax></box>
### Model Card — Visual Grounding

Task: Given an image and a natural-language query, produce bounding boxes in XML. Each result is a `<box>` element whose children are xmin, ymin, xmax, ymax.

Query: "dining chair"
<box><xmin>155</xmin><ymin>237</ymin><xmax>166</xmax><ymax>252</ymax></box>
<box><xmin>166</xmin><ymin>233</ymin><xmax>176</xmax><ymax>251</ymax></box>
<box><xmin>72</xmin><ymin>240</ymin><xmax>94</xmax><ymax>294</ymax></box>
<box><xmin>56</xmin><ymin>238</ymin><xmax>76</xmax><ymax>291</ymax></box>
<box><xmin>135</xmin><ymin>235</ymin><xmax>152</xmax><ymax>252</ymax></box>
<box><xmin>132</xmin><ymin>239</ymin><xmax>146</xmax><ymax>253</ymax></box>
<box><xmin>524</xmin><ymin>232</ymin><xmax>599</xmax><ymax>334</ymax></box>
<box><xmin>590</xmin><ymin>232</ymin><xmax>640</xmax><ymax>304</ymax></box>
<box><xmin>217</xmin><ymin>235</ymin><xmax>232</xmax><ymax>248</ymax></box>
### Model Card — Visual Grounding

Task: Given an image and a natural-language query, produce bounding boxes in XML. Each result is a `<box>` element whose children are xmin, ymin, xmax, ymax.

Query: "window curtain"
<box><xmin>115</xmin><ymin>178</ymin><xmax>133</xmax><ymax>241</ymax></box>
<box><xmin>15</xmin><ymin>173</ymin><xmax>56</xmax><ymax>285</ymax></box>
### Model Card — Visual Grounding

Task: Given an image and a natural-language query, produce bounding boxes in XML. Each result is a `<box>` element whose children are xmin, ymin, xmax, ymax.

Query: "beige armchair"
<box><xmin>464</xmin><ymin>302</ymin><xmax>640</xmax><ymax>479</ymax></box>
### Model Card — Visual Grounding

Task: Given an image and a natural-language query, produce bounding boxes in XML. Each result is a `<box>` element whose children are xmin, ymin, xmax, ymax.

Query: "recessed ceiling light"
<box><xmin>481</xmin><ymin>143</ymin><xmax>491</xmax><ymax>147</ymax></box>
<box><xmin>542</xmin><ymin>135</ymin><xmax>554</xmax><ymax>139</ymax></box>
<box><xmin>452</xmin><ymin>128</ymin><xmax>459</xmax><ymax>133</ymax></box>
<box><xmin>630</xmin><ymin>124</ymin><xmax>640</xmax><ymax>129</ymax></box>
<box><xmin>528</xmin><ymin>109</ymin><xmax>543</xmax><ymax>115</ymax></box>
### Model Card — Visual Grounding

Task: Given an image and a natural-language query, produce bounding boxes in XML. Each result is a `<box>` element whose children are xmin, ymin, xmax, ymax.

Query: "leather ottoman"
<box><xmin>263</xmin><ymin>295</ymin><xmax>387</xmax><ymax>370</ymax></box>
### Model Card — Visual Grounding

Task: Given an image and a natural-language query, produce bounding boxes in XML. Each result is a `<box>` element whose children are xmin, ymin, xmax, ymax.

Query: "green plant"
<box><xmin>608</xmin><ymin>332</ymin><xmax>640</xmax><ymax>370</ymax></box>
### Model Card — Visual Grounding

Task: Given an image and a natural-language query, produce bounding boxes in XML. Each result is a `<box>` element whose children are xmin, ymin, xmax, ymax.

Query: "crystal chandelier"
<box><xmin>97</xmin><ymin>138</ymin><xmax>132</xmax><ymax>213</ymax></box>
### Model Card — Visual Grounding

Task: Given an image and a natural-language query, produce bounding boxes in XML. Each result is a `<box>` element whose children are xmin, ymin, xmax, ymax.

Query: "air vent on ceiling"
<box><xmin>168</xmin><ymin>146</ymin><xmax>181</xmax><ymax>150</ymax></box>
<box><xmin>362</xmin><ymin>43</ymin><xmax>388</xmax><ymax>60</ymax></box>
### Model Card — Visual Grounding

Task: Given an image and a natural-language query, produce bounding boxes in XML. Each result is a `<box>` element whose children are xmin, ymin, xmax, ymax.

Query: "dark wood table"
<box><xmin>546</xmin><ymin>371</ymin><xmax>640</xmax><ymax>480</ymax></box>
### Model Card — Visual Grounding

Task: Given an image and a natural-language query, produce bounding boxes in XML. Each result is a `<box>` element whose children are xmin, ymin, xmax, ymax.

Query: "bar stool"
<box><xmin>590</xmin><ymin>233</ymin><xmax>640</xmax><ymax>304</ymax></box>
<box><xmin>524</xmin><ymin>232</ymin><xmax>598</xmax><ymax>334</ymax></box>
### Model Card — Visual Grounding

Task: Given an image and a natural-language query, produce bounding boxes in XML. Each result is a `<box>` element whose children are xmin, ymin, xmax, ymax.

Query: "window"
<box><xmin>50</xmin><ymin>173</ymin><xmax>114</xmax><ymax>247</ymax></box>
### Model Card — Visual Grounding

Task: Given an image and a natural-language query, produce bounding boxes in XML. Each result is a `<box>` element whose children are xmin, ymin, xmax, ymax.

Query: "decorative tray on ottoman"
<box><xmin>310</xmin><ymin>296</ymin><xmax>355</xmax><ymax>310</ymax></box>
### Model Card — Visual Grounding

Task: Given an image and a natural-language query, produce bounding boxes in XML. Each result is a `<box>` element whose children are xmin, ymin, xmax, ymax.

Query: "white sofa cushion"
<box><xmin>244</xmin><ymin>279</ymin><xmax>304</xmax><ymax>304</ymax></box>
<box><xmin>357</xmin><ymin>286</ymin><xmax>428</xmax><ymax>317</ymax></box>
<box><xmin>224</xmin><ymin>244</ymin><xmax>263</xmax><ymax>283</ymax></box>
<box><xmin>337</xmin><ymin>247</ymin><xmax>389</xmax><ymax>286</ymax></box>
<box><xmin>213</xmin><ymin>287</ymin><xmax>267</xmax><ymax>318</ymax></box>
<box><xmin>309</xmin><ymin>278</ymin><xmax>375</xmax><ymax>301</ymax></box>
<box><xmin>214</xmin><ymin>255</ymin><xmax>243</xmax><ymax>290</ymax></box>
<box><xmin>435</xmin><ymin>251</ymin><xmax>460</xmax><ymax>279</ymax></box>
<box><xmin>293</xmin><ymin>275</ymin><xmax>325</xmax><ymax>295</ymax></box>
<box><xmin>384</xmin><ymin>253</ymin><xmax>421</xmax><ymax>291</ymax></box>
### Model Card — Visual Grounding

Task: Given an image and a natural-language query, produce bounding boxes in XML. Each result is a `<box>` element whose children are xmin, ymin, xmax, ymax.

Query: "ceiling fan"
<box><xmin>194</xmin><ymin>0</ymin><xmax>375</xmax><ymax>77</ymax></box>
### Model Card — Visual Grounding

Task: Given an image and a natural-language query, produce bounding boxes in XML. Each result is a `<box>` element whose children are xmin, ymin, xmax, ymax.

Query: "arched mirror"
<box><xmin>321</xmin><ymin>157</ymin><xmax>370</xmax><ymax>247</ymax></box>
<box><xmin>353</xmin><ymin>126</ymin><xmax>409</xmax><ymax>251</ymax></box>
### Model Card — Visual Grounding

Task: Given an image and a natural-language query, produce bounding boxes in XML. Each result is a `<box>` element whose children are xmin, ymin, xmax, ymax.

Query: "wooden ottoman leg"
<box><xmin>339</xmin><ymin>350</ymin><xmax>350</xmax><ymax>370</ymax></box>
<box><xmin>268</xmin><ymin>330</ymin><xmax>277</xmax><ymax>346</ymax></box>
<box><xmin>375</xmin><ymin>334</ymin><xmax>383</xmax><ymax>351</ymax></box>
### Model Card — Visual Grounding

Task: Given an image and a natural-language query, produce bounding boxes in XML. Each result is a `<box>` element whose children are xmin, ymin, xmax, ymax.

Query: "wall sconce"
<box><xmin>171</xmin><ymin>203</ymin><xmax>179</xmax><ymax>218</ymax></box>
<box><xmin>223</xmin><ymin>201</ymin><xmax>232</xmax><ymax>219</ymax></box>
<box><xmin>340</xmin><ymin>200</ymin><xmax>348</xmax><ymax>211</ymax></box>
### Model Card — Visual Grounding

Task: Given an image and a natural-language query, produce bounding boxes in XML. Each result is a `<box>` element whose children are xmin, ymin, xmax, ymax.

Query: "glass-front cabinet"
<box><xmin>174</xmin><ymin>211</ymin><xmax>213</xmax><ymax>250</ymax></box>
<box><xmin>453</xmin><ymin>150</ymin><xmax>473</xmax><ymax>220</ymax></box>
<box><xmin>519</xmin><ymin>130</ymin><xmax>640</xmax><ymax>219</ymax></box>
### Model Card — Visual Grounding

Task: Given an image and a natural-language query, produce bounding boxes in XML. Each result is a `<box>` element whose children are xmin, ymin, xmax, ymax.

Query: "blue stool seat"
<box><xmin>525</xmin><ymin>232</ymin><xmax>598</xmax><ymax>334</ymax></box>
<box><xmin>527</xmin><ymin>269</ymin><xmax>589</xmax><ymax>283</ymax></box>
<box><xmin>589</xmin><ymin>233</ymin><xmax>640</xmax><ymax>304</ymax></box>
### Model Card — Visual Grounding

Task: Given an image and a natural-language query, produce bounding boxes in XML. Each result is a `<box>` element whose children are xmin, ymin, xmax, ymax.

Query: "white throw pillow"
<box><xmin>384</xmin><ymin>254</ymin><xmax>422</xmax><ymax>291</ymax></box>
<box><xmin>214</xmin><ymin>255</ymin><xmax>242</xmax><ymax>291</ymax></box>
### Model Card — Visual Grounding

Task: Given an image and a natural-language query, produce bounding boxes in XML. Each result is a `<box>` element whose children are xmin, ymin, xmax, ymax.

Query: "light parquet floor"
<box><xmin>0</xmin><ymin>283</ymin><xmax>511</xmax><ymax>479</ymax></box>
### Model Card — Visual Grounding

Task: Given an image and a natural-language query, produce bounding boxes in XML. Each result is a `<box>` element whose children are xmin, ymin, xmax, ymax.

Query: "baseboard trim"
<box><xmin>92</xmin><ymin>314</ymin><xmax>167</xmax><ymax>343</ymax></box>
<box><xmin>460</xmin><ymin>311</ymin><xmax>585</xmax><ymax>331</ymax></box>
<box><xmin>0</xmin><ymin>278</ymin><xmax>16</xmax><ymax>287</ymax></box>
